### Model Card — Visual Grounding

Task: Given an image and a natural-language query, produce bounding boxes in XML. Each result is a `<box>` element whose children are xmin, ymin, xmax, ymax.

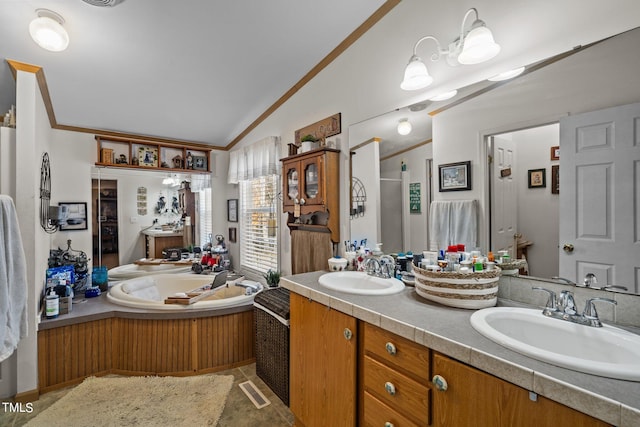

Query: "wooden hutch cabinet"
<box><xmin>281</xmin><ymin>147</ymin><xmax>340</xmax><ymax>242</ymax></box>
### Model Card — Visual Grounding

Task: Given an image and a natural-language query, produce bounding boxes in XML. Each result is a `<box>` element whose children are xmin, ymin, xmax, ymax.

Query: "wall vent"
<box><xmin>81</xmin><ymin>0</ymin><xmax>123</xmax><ymax>7</ymax></box>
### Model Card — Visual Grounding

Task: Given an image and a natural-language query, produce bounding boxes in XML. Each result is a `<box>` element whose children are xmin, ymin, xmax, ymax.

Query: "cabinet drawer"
<box><xmin>363</xmin><ymin>356</ymin><xmax>430</xmax><ymax>425</ymax></box>
<box><xmin>364</xmin><ymin>323</ymin><xmax>429</xmax><ymax>381</ymax></box>
<box><xmin>363</xmin><ymin>391</ymin><xmax>421</xmax><ymax>427</ymax></box>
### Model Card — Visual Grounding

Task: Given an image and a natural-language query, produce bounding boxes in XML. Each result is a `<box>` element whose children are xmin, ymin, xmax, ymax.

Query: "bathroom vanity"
<box><xmin>141</xmin><ymin>229</ymin><xmax>184</xmax><ymax>258</ymax></box>
<box><xmin>283</xmin><ymin>272</ymin><xmax>640</xmax><ymax>427</ymax></box>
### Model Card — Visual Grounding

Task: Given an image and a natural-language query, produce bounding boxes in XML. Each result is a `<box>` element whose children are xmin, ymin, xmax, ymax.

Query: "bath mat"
<box><xmin>25</xmin><ymin>374</ymin><xmax>234</xmax><ymax>427</ymax></box>
<box><xmin>238</xmin><ymin>380</ymin><xmax>271</xmax><ymax>409</ymax></box>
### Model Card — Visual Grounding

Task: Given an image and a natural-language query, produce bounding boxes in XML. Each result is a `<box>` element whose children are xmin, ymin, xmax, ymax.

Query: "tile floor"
<box><xmin>1</xmin><ymin>363</ymin><xmax>294</xmax><ymax>427</ymax></box>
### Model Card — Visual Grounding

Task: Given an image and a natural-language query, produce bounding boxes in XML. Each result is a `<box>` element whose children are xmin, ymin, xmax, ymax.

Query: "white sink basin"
<box><xmin>318</xmin><ymin>271</ymin><xmax>405</xmax><ymax>295</ymax></box>
<box><xmin>470</xmin><ymin>307</ymin><xmax>640</xmax><ymax>381</ymax></box>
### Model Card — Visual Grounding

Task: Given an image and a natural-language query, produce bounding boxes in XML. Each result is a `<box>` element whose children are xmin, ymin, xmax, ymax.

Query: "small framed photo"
<box><xmin>58</xmin><ymin>202</ymin><xmax>88</xmax><ymax>231</ymax></box>
<box><xmin>528</xmin><ymin>168</ymin><xmax>546</xmax><ymax>188</ymax></box>
<box><xmin>227</xmin><ymin>199</ymin><xmax>238</xmax><ymax>222</ymax></box>
<box><xmin>137</xmin><ymin>146</ymin><xmax>158</xmax><ymax>167</ymax></box>
<box><xmin>550</xmin><ymin>146</ymin><xmax>560</xmax><ymax>161</ymax></box>
<box><xmin>551</xmin><ymin>165</ymin><xmax>560</xmax><ymax>194</ymax></box>
<box><xmin>192</xmin><ymin>155</ymin><xmax>208</xmax><ymax>171</ymax></box>
<box><xmin>439</xmin><ymin>161</ymin><xmax>471</xmax><ymax>192</ymax></box>
<box><xmin>228</xmin><ymin>227</ymin><xmax>237</xmax><ymax>243</ymax></box>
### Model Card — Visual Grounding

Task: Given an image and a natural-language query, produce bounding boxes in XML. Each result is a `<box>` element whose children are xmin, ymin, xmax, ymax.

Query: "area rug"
<box><xmin>25</xmin><ymin>374</ymin><xmax>234</xmax><ymax>427</ymax></box>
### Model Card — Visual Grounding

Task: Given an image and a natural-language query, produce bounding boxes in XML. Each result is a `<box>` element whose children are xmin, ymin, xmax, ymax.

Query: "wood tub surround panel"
<box><xmin>38</xmin><ymin>311</ymin><xmax>255</xmax><ymax>393</ymax></box>
<box><xmin>38</xmin><ymin>319</ymin><xmax>112</xmax><ymax>391</ymax></box>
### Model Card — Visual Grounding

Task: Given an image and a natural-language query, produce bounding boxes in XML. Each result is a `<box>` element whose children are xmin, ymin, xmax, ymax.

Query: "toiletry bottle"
<box><xmin>46</xmin><ymin>288</ymin><xmax>59</xmax><ymax>319</ymax></box>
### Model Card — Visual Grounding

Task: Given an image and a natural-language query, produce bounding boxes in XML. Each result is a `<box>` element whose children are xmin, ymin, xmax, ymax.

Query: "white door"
<box><xmin>559</xmin><ymin>102</ymin><xmax>640</xmax><ymax>292</ymax></box>
<box><xmin>491</xmin><ymin>135</ymin><xmax>517</xmax><ymax>256</ymax></box>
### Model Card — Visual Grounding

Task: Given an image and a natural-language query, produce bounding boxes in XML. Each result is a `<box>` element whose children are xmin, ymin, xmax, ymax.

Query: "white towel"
<box><xmin>429</xmin><ymin>201</ymin><xmax>452</xmax><ymax>250</ymax></box>
<box><xmin>129</xmin><ymin>286</ymin><xmax>162</xmax><ymax>301</ymax></box>
<box><xmin>428</xmin><ymin>200</ymin><xmax>478</xmax><ymax>251</ymax></box>
<box><xmin>121</xmin><ymin>276</ymin><xmax>162</xmax><ymax>301</ymax></box>
<box><xmin>0</xmin><ymin>195</ymin><xmax>28</xmax><ymax>363</ymax></box>
<box><xmin>450</xmin><ymin>200</ymin><xmax>478</xmax><ymax>251</ymax></box>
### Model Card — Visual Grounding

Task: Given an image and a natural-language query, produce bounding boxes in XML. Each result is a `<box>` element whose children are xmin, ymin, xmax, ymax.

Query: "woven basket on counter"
<box><xmin>495</xmin><ymin>259</ymin><xmax>528</xmax><ymax>276</ymax></box>
<box><xmin>412</xmin><ymin>262</ymin><xmax>501</xmax><ymax>309</ymax></box>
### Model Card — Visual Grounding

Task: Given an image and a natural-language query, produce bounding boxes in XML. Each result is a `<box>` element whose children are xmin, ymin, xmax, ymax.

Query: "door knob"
<box><xmin>562</xmin><ymin>243</ymin><xmax>574</xmax><ymax>253</ymax></box>
<box><xmin>343</xmin><ymin>328</ymin><xmax>353</xmax><ymax>341</ymax></box>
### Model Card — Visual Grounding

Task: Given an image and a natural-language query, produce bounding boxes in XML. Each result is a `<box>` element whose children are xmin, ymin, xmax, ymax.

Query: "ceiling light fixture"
<box><xmin>29</xmin><ymin>9</ymin><xmax>69</xmax><ymax>52</ymax></box>
<box><xmin>488</xmin><ymin>66</ymin><xmax>525</xmax><ymax>81</ymax></box>
<box><xmin>429</xmin><ymin>89</ymin><xmax>458</xmax><ymax>101</ymax></box>
<box><xmin>397</xmin><ymin>119</ymin><xmax>412</xmax><ymax>136</ymax></box>
<box><xmin>400</xmin><ymin>7</ymin><xmax>500</xmax><ymax>91</ymax></box>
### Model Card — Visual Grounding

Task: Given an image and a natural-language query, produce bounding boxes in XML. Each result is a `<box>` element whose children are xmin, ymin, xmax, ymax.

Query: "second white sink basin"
<box><xmin>318</xmin><ymin>271</ymin><xmax>405</xmax><ymax>295</ymax></box>
<box><xmin>470</xmin><ymin>307</ymin><xmax>640</xmax><ymax>381</ymax></box>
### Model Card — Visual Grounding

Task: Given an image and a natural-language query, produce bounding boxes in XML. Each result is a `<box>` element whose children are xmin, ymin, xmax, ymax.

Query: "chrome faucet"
<box><xmin>364</xmin><ymin>255</ymin><xmax>394</xmax><ymax>279</ymax></box>
<box><xmin>532</xmin><ymin>287</ymin><xmax>617</xmax><ymax>327</ymax></box>
<box><xmin>234</xmin><ymin>281</ymin><xmax>262</xmax><ymax>295</ymax></box>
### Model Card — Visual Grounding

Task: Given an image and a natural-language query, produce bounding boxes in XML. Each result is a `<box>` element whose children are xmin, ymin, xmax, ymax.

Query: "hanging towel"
<box><xmin>291</xmin><ymin>230</ymin><xmax>333</xmax><ymax>274</ymax></box>
<box><xmin>450</xmin><ymin>200</ymin><xmax>478</xmax><ymax>251</ymax></box>
<box><xmin>428</xmin><ymin>200</ymin><xmax>478</xmax><ymax>251</ymax></box>
<box><xmin>0</xmin><ymin>195</ymin><xmax>28</xmax><ymax>363</ymax></box>
<box><xmin>428</xmin><ymin>201</ymin><xmax>452</xmax><ymax>250</ymax></box>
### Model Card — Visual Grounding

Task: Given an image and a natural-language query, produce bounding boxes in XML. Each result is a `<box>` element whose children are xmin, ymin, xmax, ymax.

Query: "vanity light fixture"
<box><xmin>429</xmin><ymin>89</ymin><xmax>458</xmax><ymax>101</ymax></box>
<box><xmin>400</xmin><ymin>7</ymin><xmax>500</xmax><ymax>91</ymax></box>
<box><xmin>29</xmin><ymin>9</ymin><xmax>70</xmax><ymax>52</ymax></box>
<box><xmin>397</xmin><ymin>119</ymin><xmax>412</xmax><ymax>136</ymax></box>
<box><xmin>488</xmin><ymin>66</ymin><xmax>525</xmax><ymax>81</ymax></box>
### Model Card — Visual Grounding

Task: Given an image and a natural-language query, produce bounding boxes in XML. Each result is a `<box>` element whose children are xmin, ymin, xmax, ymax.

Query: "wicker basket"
<box><xmin>496</xmin><ymin>259</ymin><xmax>528</xmax><ymax>276</ymax></box>
<box><xmin>412</xmin><ymin>262</ymin><xmax>500</xmax><ymax>309</ymax></box>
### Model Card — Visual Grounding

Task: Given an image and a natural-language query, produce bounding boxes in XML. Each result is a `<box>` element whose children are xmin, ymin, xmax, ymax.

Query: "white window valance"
<box><xmin>227</xmin><ymin>136</ymin><xmax>281</xmax><ymax>184</ymax></box>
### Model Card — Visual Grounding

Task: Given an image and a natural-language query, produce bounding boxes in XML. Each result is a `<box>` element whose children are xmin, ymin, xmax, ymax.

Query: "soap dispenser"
<box><xmin>45</xmin><ymin>288</ymin><xmax>59</xmax><ymax>319</ymax></box>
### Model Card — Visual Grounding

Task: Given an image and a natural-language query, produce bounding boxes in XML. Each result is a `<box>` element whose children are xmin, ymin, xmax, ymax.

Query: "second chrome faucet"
<box><xmin>533</xmin><ymin>287</ymin><xmax>617</xmax><ymax>328</ymax></box>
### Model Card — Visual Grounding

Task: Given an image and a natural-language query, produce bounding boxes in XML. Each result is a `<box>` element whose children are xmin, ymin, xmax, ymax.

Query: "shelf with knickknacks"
<box><xmin>94</xmin><ymin>135</ymin><xmax>211</xmax><ymax>173</ymax></box>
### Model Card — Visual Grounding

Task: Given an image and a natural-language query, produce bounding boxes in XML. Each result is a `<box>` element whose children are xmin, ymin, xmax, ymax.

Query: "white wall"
<box><xmin>14</xmin><ymin>70</ymin><xmax>52</xmax><ymax>395</ymax></box>
<box><xmin>350</xmin><ymin>141</ymin><xmax>380</xmax><ymax>249</ymax></box>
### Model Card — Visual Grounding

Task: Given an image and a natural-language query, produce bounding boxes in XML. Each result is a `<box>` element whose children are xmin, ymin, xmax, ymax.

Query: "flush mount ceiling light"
<box><xmin>429</xmin><ymin>89</ymin><xmax>458</xmax><ymax>101</ymax></box>
<box><xmin>400</xmin><ymin>7</ymin><xmax>500</xmax><ymax>91</ymax></box>
<box><xmin>397</xmin><ymin>119</ymin><xmax>412</xmax><ymax>136</ymax></box>
<box><xmin>488</xmin><ymin>66</ymin><xmax>525</xmax><ymax>81</ymax></box>
<box><xmin>29</xmin><ymin>9</ymin><xmax>69</xmax><ymax>52</ymax></box>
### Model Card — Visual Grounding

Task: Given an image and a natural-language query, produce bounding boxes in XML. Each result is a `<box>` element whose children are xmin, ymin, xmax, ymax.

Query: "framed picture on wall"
<box><xmin>550</xmin><ymin>146</ymin><xmax>560</xmax><ymax>161</ymax></box>
<box><xmin>227</xmin><ymin>199</ymin><xmax>238</xmax><ymax>222</ymax></box>
<box><xmin>551</xmin><ymin>165</ymin><xmax>560</xmax><ymax>194</ymax></box>
<box><xmin>58</xmin><ymin>202</ymin><xmax>88</xmax><ymax>231</ymax></box>
<box><xmin>528</xmin><ymin>168</ymin><xmax>546</xmax><ymax>188</ymax></box>
<box><xmin>229</xmin><ymin>227</ymin><xmax>237</xmax><ymax>243</ymax></box>
<box><xmin>439</xmin><ymin>161</ymin><xmax>471</xmax><ymax>192</ymax></box>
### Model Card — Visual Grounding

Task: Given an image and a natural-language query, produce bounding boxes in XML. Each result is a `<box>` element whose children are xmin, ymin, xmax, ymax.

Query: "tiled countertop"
<box><xmin>281</xmin><ymin>271</ymin><xmax>640</xmax><ymax>427</ymax></box>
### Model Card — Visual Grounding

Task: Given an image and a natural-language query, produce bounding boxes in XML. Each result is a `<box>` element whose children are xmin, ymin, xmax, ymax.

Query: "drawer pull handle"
<box><xmin>432</xmin><ymin>374</ymin><xmax>448</xmax><ymax>392</ymax></box>
<box><xmin>384</xmin><ymin>381</ymin><xmax>396</xmax><ymax>396</ymax></box>
<box><xmin>343</xmin><ymin>328</ymin><xmax>353</xmax><ymax>341</ymax></box>
<box><xmin>385</xmin><ymin>342</ymin><xmax>397</xmax><ymax>355</ymax></box>
<box><xmin>384</xmin><ymin>423</ymin><xmax>395</xmax><ymax>427</ymax></box>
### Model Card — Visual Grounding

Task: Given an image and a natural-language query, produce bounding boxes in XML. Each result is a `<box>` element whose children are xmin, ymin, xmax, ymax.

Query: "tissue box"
<box><xmin>59</xmin><ymin>296</ymin><xmax>72</xmax><ymax>315</ymax></box>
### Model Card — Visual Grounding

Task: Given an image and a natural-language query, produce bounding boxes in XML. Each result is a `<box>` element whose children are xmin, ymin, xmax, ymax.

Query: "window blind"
<box><xmin>239</xmin><ymin>175</ymin><xmax>279</xmax><ymax>274</ymax></box>
<box><xmin>198</xmin><ymin>188</ymin><xmax>213</xmax><ymax>247</ymax></box>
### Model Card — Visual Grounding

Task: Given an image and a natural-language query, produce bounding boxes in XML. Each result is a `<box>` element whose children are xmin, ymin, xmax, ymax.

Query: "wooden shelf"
<box><xmin>95</xmin><ymin>135</ymin><xmax>212</xmax><ymax>173</ymax></box>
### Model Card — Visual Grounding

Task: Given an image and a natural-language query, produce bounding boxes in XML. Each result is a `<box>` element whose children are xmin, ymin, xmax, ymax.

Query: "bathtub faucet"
<box><xmin>235</xmin><ymin>282</ymin><xmax>262</xmax><ymax>295</ymax></box>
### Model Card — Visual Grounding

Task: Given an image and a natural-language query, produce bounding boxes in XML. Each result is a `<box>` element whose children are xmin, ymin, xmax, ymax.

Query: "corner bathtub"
<box><xmin>107</xmin><ymin>273</ymin><xmax>262</xmax><ymax>310</ymax></box>
<box><xmin>108</xmin><ymin>261</ymin><xmax>193</xmax><ymax>281</ymax></box>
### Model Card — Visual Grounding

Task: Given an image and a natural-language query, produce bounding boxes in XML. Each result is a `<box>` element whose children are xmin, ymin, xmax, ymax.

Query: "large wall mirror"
<box><xmin>348</xmin><ymin>26</ymin><xmax>640</xmax><ymax>294</ymax></box>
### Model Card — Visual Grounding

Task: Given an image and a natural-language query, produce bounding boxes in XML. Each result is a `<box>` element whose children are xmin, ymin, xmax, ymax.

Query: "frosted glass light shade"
<box><xmin>488</xmin><ymin>66</ymin><xmax>525</xmax><ymax>81</ymax></box>
<box><xmin>429</xmin><ymin>89</ymin><xmax>458</xmax><ymax>101</ymax></box>
<box><xmin>29</xmin><ymin>11</ymin><xmax>69</xmax><ymax>52</ymax></box>
<box><xmin>400</xmin><ymin>56</ymin><xmax>433</xmax><ymax>91</ymax></box>
<box><xmin>458</xmin><ymin>24</ymin><xmax>500</xmax><ymax>65</ymax></box>
<box><xmin>397</xmin><ymin>119</ymin><xmax>412</xmax><ymax>136</ymax></box>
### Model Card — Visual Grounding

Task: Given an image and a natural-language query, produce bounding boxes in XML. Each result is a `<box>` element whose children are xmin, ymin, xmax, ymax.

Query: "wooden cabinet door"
<box><xmin>290</xmin><ymin>293</ymin><xmax>357</xmax><ymax>427</ymax></box>
<box><xmin>431</xmin><ymin>353</ymin><xmax>611</xmax><ymax>427</ymax></box>
<box><xmin>283</xmin><ymin>159</ymin><xmax>300</xmax><ymax>209</ymax></box>
<box><xmin>300</xmin><ymin>154</ymin><xmax>324</xmax><ymax>207</ymax></box>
